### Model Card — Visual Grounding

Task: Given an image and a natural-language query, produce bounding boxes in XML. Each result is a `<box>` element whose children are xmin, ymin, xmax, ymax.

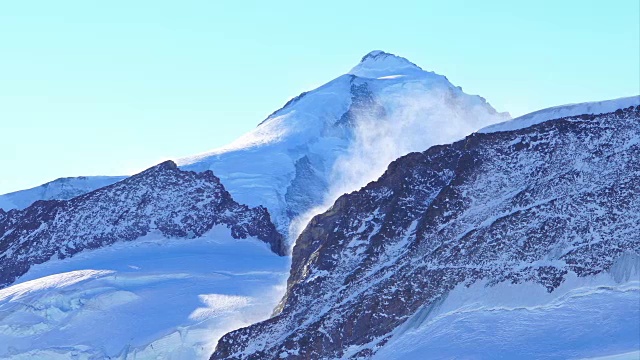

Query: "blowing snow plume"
<box><xmin>288</xmin><ymin>76</ymin><xmax>511</xmax><ymax>244</ymax></box>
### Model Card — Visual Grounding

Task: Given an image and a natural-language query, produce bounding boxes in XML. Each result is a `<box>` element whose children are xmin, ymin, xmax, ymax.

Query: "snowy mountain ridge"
<box><xmin>0</xmin><ymin>50</ymin><xmax>638</xmax><ymax>360</ymax></box>
<box><xmin>480</xmin><ymin>95</ymin><xmax>640</xmax><ymax>133</ymax></box>
<box><xmin>0</xmin><ymin>51</ymin><xmax>515</xmax><ymax>359</ymax></box>
<box><xmin>0</xmin><ymin>160</ymin><xmax>284</xmax><ymax>288</ymax></box>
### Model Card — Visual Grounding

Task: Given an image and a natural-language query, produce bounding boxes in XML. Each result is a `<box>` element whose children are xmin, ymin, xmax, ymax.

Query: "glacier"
<box><xmin>0</xmin><ymin>227</ymin><xmax>288</xmax><ymax>359</ymax></box>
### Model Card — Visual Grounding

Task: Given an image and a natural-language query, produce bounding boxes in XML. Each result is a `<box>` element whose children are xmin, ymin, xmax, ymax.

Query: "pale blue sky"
<box><xmin>1</xmin><ymin>1</ymin><xmax>639</xmax><ymax>194</ymax></box>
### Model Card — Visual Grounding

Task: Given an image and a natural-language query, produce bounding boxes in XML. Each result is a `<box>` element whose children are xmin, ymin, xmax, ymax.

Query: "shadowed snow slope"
<box><xmin>0</xmin><ymin>229</ymin><xmax>289</xmax><ymax>360</ymax></box>
<box><xmin>372</xmin><ymin>272</ymin><xmax>639</xmax><ymax>360</ymax></box>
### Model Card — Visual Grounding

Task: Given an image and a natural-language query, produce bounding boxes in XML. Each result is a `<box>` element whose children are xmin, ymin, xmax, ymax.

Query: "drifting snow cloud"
<box><xmin>288</xmin><ymin>85</ymin><xmax>507</xmax><ymax>245</ymax></box>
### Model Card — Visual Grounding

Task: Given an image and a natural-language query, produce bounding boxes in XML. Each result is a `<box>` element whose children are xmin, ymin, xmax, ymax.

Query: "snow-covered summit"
<box><xmin>348</xmin><ymin>50</ymin><xmax>424</xmax><ymax>78</ymax></box>
<box><xmin>480</xmin><ymin>95</ymin><xmax>640</xmax><ymax>133</ymax></box>
<box><xmin>178</xmin><ymin>50</ymin><xmax>510</xmax><ymax>240</ymax></box>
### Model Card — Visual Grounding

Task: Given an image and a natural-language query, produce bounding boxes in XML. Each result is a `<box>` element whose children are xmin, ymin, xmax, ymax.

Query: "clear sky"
<box><xmin>1</xmin><ymin>1</ymin><xmax>639</xmax><ymax>194</ymax></box>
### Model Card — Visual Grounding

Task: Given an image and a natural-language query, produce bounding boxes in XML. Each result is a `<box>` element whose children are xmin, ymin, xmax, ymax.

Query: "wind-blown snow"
<box><xmin>0</xmin><ymin>227</ymin><xmax>288</xmax><ymax>359</ymax></box>
<box><xmin>480</xmin><ymin>95</ymin><xmax>640</xmax><ymax>134</ymax></box>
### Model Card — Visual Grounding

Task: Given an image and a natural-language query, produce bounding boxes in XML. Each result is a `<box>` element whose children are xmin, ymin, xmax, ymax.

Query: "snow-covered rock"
<box><xmin>0</xmin><ymin>160</ymin><xmax>284</xmax><ymax>289</ymax></box>
<box><xmin>211</xmin><ymin>104</ymin><xmax>640</xmax><ymax>359</ymax></box>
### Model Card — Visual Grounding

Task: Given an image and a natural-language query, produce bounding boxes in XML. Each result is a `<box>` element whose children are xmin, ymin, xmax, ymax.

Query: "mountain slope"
<box><xmin>0</xmin><ymin>160</ymin><xmax>284</xmax><ymax>289</ymax></box>
<box><xmin>2</xmin><ymin>52</ymin><xmax>509</xmax><ymax>237</ymax></box>
<box><xmin>211</xmin><ymin>104</ymin><xmax>640</xmax><ymax>359</ymax></box>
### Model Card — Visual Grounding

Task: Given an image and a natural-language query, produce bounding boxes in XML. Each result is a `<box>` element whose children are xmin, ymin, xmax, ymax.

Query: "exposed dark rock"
<box><xmin>336</xmin><ymin>82</ymin><xmax>387</xmax><ymax>127</ymax></box>
<box><xmin>0</xmin><ymin>160</ymin><xmax>285</xmax><ymax>288</ymax></box>
<box><xmin>259</xmin><ymin>91</ymin><xmax>310</xmax><ymax>126</ymax></box>
<box><xmin>211</xmin><ymin>106</ymin><xmax>640</xmax><ymax>359</ymax></box>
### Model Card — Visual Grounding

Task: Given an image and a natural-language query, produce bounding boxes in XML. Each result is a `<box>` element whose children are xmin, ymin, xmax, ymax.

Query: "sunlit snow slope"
<box><xmin>0</xmin><ymin>228</ymin><xmax>288</xmax><ymax>360</ymax></box>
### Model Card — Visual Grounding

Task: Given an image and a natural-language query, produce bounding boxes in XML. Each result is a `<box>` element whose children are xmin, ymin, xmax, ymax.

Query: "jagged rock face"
<box><xmin>0</xmin><ymin>161</ymin><xmax>285</xmax><ymax>288</ymax></box>
<box><xmin>211</xmin><ymin>106</ymin><xmax>640</xmax><ymax>359</ymax></box>
<box><xmin>335</xmin><ymin>82</ymin><xmax>387</xmax><ymax>127</ymax></box>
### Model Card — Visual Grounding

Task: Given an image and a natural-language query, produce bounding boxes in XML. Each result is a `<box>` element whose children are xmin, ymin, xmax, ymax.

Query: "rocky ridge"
<box><xmin>0</xmin><ymin>160</ymin><xmax>284</xmax><ymax>288</ymax></box>
<box><xmin>211</xmin><ymin>105</ymin><xmax>640</xmax><ymax>359</ymax></box>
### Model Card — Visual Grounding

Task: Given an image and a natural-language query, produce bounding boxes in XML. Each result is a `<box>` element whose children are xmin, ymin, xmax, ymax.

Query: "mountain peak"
<box><xmin>349</xmin><ymin>50</ymin><xmax>423</xmax><ymax>78</ymax></box>
<box><xmin>135</xmin><ymin>160</ymin><xmax>179</xmax><ymax>177</ymax></box>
